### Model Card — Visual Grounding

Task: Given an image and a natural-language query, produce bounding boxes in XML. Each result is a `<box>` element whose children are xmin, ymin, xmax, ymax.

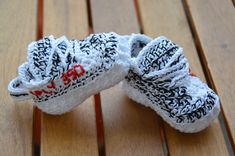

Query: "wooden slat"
<box><xmin>137</xmin><ymin>0</ymin><xmax>229</xmax><ymax>155</ymax></box>
<box><xmin>0</xmin><ymin>0</ymin><xmax>36</xmax><ymax>155</ymax></box>
<box><xmin>91</xmin><ymin>0</ymin><xmax>165</xmax><ymax>155</ymax></box>
<box><xmin>41</xmin><ymin>0</ymin><xmax>98</xmax><ymax>155</ymax></box>
<box><xmin>185</xmin><ymin>0</ymin><xmax>235</xmax><ymax>149</ymax></box>
<box><xmin>91</xmin><ymin>0</ymin><xmax>139</xmax><ymax>34</ymax></box>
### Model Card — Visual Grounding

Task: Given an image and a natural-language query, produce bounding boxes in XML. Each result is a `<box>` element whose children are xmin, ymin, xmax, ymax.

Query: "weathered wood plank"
<box><xmin>91</xmin><ymin>0</ymin><xmax>139</xmax><ymax>34</ymax></box>
<box><xmin>137</xmin><ymin>0</ymin><xmax>229</xmax><ymax>155</ymax></box>
<box><xmin>0</xmin><ymin>0</ymin><xmax>36</xmax><ymax>155</ymax></box>
<box><xmin>41</xmin><ymin>0</ymin><xmax>98</xmax><ymax>155</ymax></box>
<box><xmin>43</xmin><ymin>0</ymin><xmax>89</xmax><ymax>38</ymax></box>
<box><xmin>185</xmin><ymin>0</ymin><xmax>235</xmax><ymax>149</ymax></box>
<box><xmin>91</xmin><ymin>0</ymin><xmax>165</xmax><ymax>155</ymax></box>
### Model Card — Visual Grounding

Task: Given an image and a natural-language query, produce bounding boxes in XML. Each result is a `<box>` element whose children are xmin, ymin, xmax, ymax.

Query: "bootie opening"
<box><xmin>129</xmin><ymin>34</ymin><xmax>152</xmax><ymax>58</ymax></box>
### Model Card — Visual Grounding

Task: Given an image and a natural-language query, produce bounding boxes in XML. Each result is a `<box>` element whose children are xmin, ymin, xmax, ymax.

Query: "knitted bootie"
<box><xmin>8</xmin><ymin>32</ymin><xmax>132</xmax><ymax>114</ymax></box>
<box><xmin>122</xmin><ymin>35</ymin><xmax>220</xmax><ymax>133</ymax></box>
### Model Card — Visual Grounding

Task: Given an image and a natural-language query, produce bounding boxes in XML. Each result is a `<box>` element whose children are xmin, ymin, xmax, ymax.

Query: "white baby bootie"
<box><xmin>122</xmin><ymin>35</ymin><xmax>220</xmax><ymax>133</ymax></box>
<box><xmin>8</xmin><ymin>32</ymin><xmax>132</xmax><ymax>114</ymax></box>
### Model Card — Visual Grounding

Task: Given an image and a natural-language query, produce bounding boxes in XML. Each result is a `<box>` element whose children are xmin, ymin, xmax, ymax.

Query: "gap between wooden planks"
<box><xmin>32</xmin><ymin>0</ymin><xmax>43</xmax><ymax>155</ymax></box>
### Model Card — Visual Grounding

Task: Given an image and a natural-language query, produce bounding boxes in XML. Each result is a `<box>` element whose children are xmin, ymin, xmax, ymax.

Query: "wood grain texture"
<box><xmin>41</xmin><ymin>0</ymin><xmax>98</xmax><ymax>155</ymax></box>
<box><xmin>91</xmin><ymin>0</ymin><xmax>164</xmax><ymax>155</ymax></box>
<box><xmin>0</xmin><ymin>0</ymin><xmax>36</xmax><ymax>155</ymax></box>
<box><xmin>137</xmin><ymin>0</ymin><xmax>229</xmax><ymax>155</ymax></box>
<box><xmin>91</xmin><ymin>0</ymin><xmax>139</xmax><ymax>35</ymax></box>
<box><xmin>43</xmin><ymin>0</ymin><xmax>88</xmax><ymax>38</ymax></box>
<box><xmin>185</xmin><ymin>0</ymin><xmax>235</xmax><ymax>149</ymax></box>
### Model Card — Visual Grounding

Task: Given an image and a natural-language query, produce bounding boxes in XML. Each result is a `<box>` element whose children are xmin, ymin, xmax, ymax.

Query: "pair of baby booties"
<box><xmin>8</xmin><ymin>32</ymin><xmax>220</xmax><ymax>133</ymax></box>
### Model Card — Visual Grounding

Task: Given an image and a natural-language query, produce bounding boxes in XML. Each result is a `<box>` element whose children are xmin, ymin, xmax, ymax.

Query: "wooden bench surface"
<box><xmin>0</xmin><ymin>0</ymin><xmax>234</xmax><ymax>155</ymax></box>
